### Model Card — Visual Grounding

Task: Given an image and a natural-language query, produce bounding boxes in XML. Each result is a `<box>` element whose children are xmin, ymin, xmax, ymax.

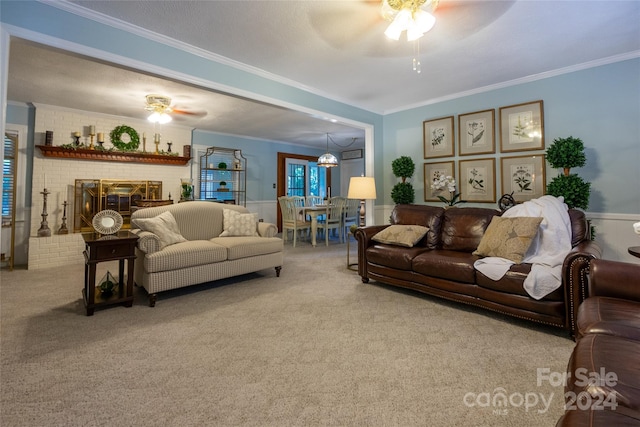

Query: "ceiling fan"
<box><xmin>144</xmin><ymin>94</ymin><xmax>206</xmax><ymax>124</ymax></box>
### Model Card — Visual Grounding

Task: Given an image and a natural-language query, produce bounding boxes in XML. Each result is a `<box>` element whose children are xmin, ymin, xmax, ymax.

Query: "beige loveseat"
<box><xmin>130</xmin><ymin>201</ymin><xmax>283</xmax><ymax>306</ymax></box>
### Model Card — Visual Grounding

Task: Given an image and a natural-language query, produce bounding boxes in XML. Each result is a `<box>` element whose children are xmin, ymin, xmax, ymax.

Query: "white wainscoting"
<box><xmin>588</xmin><ymin>212</ymin><xmax>640</xmax><ymax>264</ymax></box>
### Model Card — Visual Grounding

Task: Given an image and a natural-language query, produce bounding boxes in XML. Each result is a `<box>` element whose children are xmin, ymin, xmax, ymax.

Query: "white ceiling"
<box><xmin>7</xmin><ymin>0</ymin><xmax>640</xmax><ymax>149</ymax></box>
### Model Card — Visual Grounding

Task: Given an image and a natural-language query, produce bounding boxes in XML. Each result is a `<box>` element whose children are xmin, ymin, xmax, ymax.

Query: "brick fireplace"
<box><xmin>28</xmin><ymin>105</ymin><xmax>192</xmax><ymax>270</ymax></box>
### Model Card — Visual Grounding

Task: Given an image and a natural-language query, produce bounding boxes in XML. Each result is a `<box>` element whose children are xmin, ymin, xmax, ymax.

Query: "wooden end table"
<box><xmin>82</xmin><ymin>230</ymin><xmax>139</xmax><ymax>316</ymax></box>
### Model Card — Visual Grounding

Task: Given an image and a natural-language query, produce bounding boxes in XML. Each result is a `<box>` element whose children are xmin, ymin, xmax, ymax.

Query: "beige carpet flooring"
<box><xmin>1</xmin><ymin>239</ymin><xmax>574</xmax><ymax>426</ymax></box>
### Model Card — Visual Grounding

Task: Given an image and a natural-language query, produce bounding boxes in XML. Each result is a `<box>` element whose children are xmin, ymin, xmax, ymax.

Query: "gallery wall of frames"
<box><xmin>423</xmin><ymin>100</ymin><xmax>546</xmax><ymax>205</ymax></box>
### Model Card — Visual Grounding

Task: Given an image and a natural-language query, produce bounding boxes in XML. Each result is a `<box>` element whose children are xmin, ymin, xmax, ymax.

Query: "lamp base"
<box><xmin>359</xmin><ymin>200</ymin><xmax>366</xmax><ymax>227</ymax></box>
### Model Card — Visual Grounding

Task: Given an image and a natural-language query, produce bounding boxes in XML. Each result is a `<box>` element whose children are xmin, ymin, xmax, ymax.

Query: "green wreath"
<box><xmin>109</xmin><ymin>125</ymin><xmax>140</xmax><ymax>151</ymax></box>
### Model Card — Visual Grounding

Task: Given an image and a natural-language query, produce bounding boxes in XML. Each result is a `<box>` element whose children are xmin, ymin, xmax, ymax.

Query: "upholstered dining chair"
<box><xmin>278</xmin><ymin>196</ymin><xmax>310</xmax><ymax>247</ymax></box>
<box><xmin>317</xmin><ymin>197</ymin><xmax>345</xmax><ymax>245</ymax></box>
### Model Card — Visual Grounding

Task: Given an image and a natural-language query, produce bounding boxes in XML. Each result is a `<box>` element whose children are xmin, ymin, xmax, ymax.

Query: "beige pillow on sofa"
<box><xmin>473</xmin><ymin>216</ymin><xmax>543</xmax><ymax>263</ymax></box>
<box><xmin>372</xmin><ymin>224</ymin><xmax>429</xmax><ymax>248</ymax></box>
<box><xmin>220</xmin><ymin>208</ymin><xmax>259</xmax><ymax>237</ymax></box>
<box><xmin>133</xmin><ymin>210</ymin><xmax>187</xmax><ymax>249</ymax></box>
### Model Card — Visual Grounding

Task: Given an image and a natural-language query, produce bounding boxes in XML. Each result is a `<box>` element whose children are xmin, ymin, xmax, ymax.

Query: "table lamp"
<box><xmin>347</xmin><ymin>176</ymin><xmax>377</xmax><ymax>227</ymax></box>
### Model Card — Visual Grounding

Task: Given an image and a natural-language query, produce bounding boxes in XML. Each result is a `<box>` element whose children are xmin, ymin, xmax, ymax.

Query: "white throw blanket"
<box><xmin>474</xmin><ymin>195</ymin><xmax>572</xmax><ymax>300</ymax></box>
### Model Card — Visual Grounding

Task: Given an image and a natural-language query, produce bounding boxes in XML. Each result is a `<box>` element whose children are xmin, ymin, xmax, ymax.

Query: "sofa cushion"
<box><xmin>566</xmin><ymin>334</ymin><xmax>640</xmax><ymax>415</ymax></box>
<box><xmin>372</xmin><ymin>225</ymin><xmax>429</xmax><ymax>248</ymax></box>
<box><xmin>576</xmin><ymin>296</ymin><xmax>640</xmax><ymax>341</ymax></box>
<box><xmin>220</xmin><ymin>208</ymin><xmax>259</xmax><ymax>237</ymax></box>
<box><xmin>412</xmin><ymin>250</ymin><xmax>477</xmax><ymax>283</ymax></box>
<box><xmin>473</xmin><ymin>216</ymin><xmax>543</xmax><ymax>263</ymax></box>
<box><xmin>366</xmin><ymin>245</ymin><xmax>429</xmax><ymax>271</ymax></box>
<box><xmin>132</xmin><ymin>210</ymin><xmax>187</xmax><ymax>249</ymax></box>
<box><xmin>441</xmin><ymin>207</ymin><xmax>499</xmax><ymax>252</ymax></box>
<box><xmin>143</xmin><ymin>240</ymin><xmax>227</xmax><ymax>273</ymax></box>
<box><xmin>210</xmin><ymin>236</ymin><xmax>283</xmax><ymax>260</ymax></box>
<box><xmin>475</xmin><ymin>264</ymin><xmax>564</xmax><ymax>301</ymax></box>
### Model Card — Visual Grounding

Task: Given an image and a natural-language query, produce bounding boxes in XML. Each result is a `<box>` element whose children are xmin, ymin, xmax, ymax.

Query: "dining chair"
<box><xmin>290</xmin><ymin>195</ymin><xmax>307</xmax><ymax>221</ymax></box>
<box><xmin>317</xmin><ymin>197</ymin><xmax>345</xmax><ymax>245</ymax></box>
<box><xmin>342</xmin><ymin>198</ymin><xmax>360</xmax><ymax>243</ymax></box>
<box><xmin>278</xmin><ymin>196</ymin><xmax>310</xmax><ymax>247</ymax></box>
<box><xmin>306</xmin><ymin>195</ymin><xmax>324</xmax><ymax>207</ymax></box>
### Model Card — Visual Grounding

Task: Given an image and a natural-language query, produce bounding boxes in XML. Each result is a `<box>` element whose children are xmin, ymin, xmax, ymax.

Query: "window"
<box><xmin>2</xmin><ymin>133</ymin><xmax>17</xmax><ymax>224</ymax></box>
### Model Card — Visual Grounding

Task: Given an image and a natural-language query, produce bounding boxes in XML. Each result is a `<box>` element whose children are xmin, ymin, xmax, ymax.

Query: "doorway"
<box><xmin>276</xmin><ymin>152</ymin><xmax>331</xmax><ymax>231</ymax></box>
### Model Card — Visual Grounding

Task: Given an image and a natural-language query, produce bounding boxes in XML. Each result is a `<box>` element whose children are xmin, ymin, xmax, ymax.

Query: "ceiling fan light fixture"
<box><xmin>147</xmin><ymin>111</ymin><xmax>172</xmax><ymax>124</ymax></box>
<box><xmin>413</xmin><ymin>9</ymin><xmax>436</xmax><ymax>34</ymax></box>
<box><xmin>382</xmin><ymin>0</ymin><xmax>437</xmax><ymax>41</ymax></box>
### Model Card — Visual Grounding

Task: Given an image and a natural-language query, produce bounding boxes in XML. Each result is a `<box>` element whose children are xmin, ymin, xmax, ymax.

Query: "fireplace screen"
<box><xmin>74</xmin><ymin>179</ymin><xmax>162</xmax><ymax>232</ymax></box>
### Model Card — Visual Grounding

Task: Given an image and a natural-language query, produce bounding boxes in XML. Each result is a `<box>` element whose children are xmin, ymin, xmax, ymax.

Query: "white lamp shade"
<box><xmin>347</xmin><ymin>176</ymin><xmax>377</xmax><ymax>200</ymax></box>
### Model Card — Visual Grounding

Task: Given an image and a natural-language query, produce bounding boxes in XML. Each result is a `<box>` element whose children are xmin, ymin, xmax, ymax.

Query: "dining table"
<box><xmin>300</xmin><ymin>205</ymin><xmax>329</xmax><ymax>247</ymax></box>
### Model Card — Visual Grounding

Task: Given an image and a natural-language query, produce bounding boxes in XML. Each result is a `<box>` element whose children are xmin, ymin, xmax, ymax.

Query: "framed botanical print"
<box><xmin>459</xmin><ymin>158</ymin><xmax>496</xmax><ymax>203</ymax></box>
<box><xmin>423</xmin><ymin>116</ymin><xmax>455</xmax><ymax>159</ymax></box>
<box><xmin>424</xmin><ymin>161</ymin><xmax>455</xmax><ymax>202</ymax></box>
<box><xmin>499</xmin><ymin>100</ymin><xmax>545</xmax><ymax>152</ymax></box>
<box><xmin>500</xmin><ymin>154</ymin><xmax>546</xmax><ymax>203</ymax></box>
<box><xmin>458</xmin><ymin>109</ymin><xmax>495</xmax><ymax>156</ymax></box>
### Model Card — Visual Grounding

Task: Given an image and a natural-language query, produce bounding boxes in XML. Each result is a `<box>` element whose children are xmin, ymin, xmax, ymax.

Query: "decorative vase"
<box><xmin>180</xmin><ymin>178</ymin><xmax>194</xmax><ymax>201</ymax></box>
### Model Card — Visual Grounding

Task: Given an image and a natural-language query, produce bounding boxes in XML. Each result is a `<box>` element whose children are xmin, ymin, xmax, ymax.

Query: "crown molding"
<box><xmin>44</xmin><ymin>0</ymin><xmax>372</xmax><ymax>113</ymax></box>
<box><xmin>384</xmin><ymin>50</ymin><xmax>640</xmax><ymax>115</ymax></box>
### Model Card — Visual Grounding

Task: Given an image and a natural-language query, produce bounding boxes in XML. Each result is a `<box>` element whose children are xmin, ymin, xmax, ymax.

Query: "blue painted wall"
<box><xmin>383</xmin><ymin>58</ymin><xmax>640</xmax><ymax>213</ymax></box>
<box><xmin>191</xmin><ymin>131</ymin><xmax>337</xmax><ymax>202</ymax></box>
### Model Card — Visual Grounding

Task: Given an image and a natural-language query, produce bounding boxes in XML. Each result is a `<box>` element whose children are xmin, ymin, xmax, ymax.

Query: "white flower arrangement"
<box><xmin>431</xmin><ymin>174</ymin><xmax>465</xmax><ymax>206</ymax></box>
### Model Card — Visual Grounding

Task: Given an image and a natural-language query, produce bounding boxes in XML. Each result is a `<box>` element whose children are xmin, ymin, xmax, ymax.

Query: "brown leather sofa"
<box><xmin>555</xmin><ymin>259</ymin><xmax>640</xmax><ymax>426</ymax></box>
<box><xmin>354</xmin><ymin>204</ymin><xmax>602</xmax><ymax>335</ymax></box>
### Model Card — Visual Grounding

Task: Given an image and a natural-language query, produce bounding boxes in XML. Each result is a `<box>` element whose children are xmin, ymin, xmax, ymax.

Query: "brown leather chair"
<box><xmin>556</xmin><ymin>259</ymin><xmax>640</xmax><ymax>426</ymax></box>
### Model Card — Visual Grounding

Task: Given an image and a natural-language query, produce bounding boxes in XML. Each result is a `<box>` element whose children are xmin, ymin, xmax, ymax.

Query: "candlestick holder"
<box><xmin>167</xmin><ymin>142</ymin><xmax>172</xmax><ymax>153</ymax></box>
<box><xmin>143</xmin><ymin>135</ymin><xmax>147</xmax><ymax>153</ymax></box>
<box><xmin>37</xmin><ymin>188</ymin><xmax>52</xmax><ymax>237</ymax></box>
<box><xmin>89</xmin><ymin>133</ymin><xmax>95</xmax><ymax>150</ymax></box>
<box><xmin>154</xmin><ymin>141</ymin><xmax>160</xmax><ymax>155</ymax></box>
<box><xmin>58</xmin><ymin>201</ymin><xmax>69</xmax><ymax>235</ymax></box>
<box><xmin>73</xmin><ymin>135</ymin><xmax>81</xmax><ymax>146</ymax></box>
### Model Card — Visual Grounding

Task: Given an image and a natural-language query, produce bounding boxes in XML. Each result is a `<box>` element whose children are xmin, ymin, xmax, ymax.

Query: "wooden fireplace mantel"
<box><xmin>36</xmin><ymin>145</ymin><xmax>190</xmax><ymax>166</ymax></box>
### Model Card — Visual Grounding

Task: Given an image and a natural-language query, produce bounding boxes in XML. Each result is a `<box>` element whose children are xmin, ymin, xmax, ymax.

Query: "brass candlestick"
<box><xmin>37</xmin><ymin>188</ymin><xmax>52</xmax><ymax>237</ymax></box>
<box><xmin>89</xmin><ymin>133</ymin><xmax>95</xmax><ymax>150</ymax></box>
<box><xmin>58</xmin><ymin>201</ymin><xmax>69</xmax><ymax>235</ymax></box>
<box><xmin>154</xmin><ymin>133</ymin><xmax>160</xmax><ymax>155</ymax></box>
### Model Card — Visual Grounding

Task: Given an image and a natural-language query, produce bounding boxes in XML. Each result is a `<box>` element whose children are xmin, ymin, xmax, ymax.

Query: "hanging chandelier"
<box><xmin>318</xmin><ymin>133</ymin><xmax>339</xmax><ymax>168</ymax></box>
<box><xmin>381</xmin><ymin>0</ymin><xmax>438</xmax><ymax>41</ymax></box>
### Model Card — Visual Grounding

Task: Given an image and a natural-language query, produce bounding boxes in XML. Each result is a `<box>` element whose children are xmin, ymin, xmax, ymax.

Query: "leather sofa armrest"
<box><xmin>590</xmin><ymin>259</ymin><xmax>640</xmax><ymax>302</ymax></box>
<box><xmin>257</xmin><ymin>222</ymin><xmax>277</xmax><ymax>238</ymax></box>
<box><xmin>354</xmin><ymin>225</ymin><xmax>390</xmax><ymax>280</ymax></box>
<box><xmin>131</xmin><ymin>229</ymin><xmax>161</xmax><ymax>254</ymax></box>
<box><xmin>562</xmin><ymin>240</ymin><xmax>603</xmax><ymax>338</ymax></box>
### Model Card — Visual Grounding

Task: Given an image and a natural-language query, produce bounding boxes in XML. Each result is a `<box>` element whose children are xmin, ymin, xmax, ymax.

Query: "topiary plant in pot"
<box><xmin>545</xmin><ymin>136</ymin><xmax>591</xmax><ymax>209</ymax></box>
<box><xmin>391</xmin><ymin>156</ymin><xmax>415</xmax><ymax>204</ymax></box>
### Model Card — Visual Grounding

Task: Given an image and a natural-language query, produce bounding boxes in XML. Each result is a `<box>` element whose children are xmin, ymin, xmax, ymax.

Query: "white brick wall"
<box><xmin>29</xmin><ymin>105</ymin><xmax>194</xmax><ymax>269</ymax></box>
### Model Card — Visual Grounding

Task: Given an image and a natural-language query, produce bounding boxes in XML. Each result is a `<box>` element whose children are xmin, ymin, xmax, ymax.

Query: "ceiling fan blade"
<box><xmin>171</xmin><ymin>107</ymin><xmax>207</xmax><ymax>117</ymax></box>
